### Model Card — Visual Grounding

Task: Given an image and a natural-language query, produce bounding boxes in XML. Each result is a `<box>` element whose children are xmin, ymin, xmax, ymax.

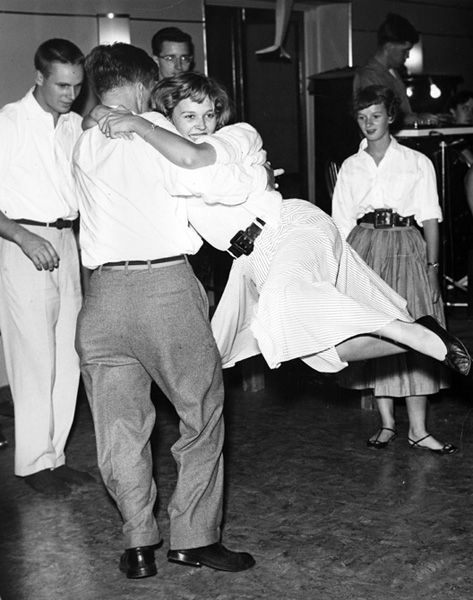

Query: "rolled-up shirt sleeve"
<box><xmin>413</xmin><ymin>153</ymin><xmax>443</xmax><ymax>225</ymax></box>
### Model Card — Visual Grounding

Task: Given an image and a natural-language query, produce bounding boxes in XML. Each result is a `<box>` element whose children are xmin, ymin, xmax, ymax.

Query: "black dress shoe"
<box><xmin>416</xmin><ymin>315</ymin><xmax>472</xmax><ymax>376</ymax></box>
<box><xmin>52</xmin><ymin>465</ymin><xmax>96</xmax><ymax>486</ymax></box>
<box><xmin>167</xmin><ymin>542</ymin><xmax>255</xmax><ymax>572</ymax></box>
<box><xmin>24</xmin><ymin>469</ymin><xmax>71</xmax><ymax>498</ymax></box>
<box><xmin>119</xmin><ymin>546</ymin><xmax>157</xmax><ymax>579</ymax></box>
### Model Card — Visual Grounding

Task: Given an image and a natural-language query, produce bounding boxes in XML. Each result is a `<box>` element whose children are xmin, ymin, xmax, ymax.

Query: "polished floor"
<box><xmin>0</xmin><ymin>311</ymin><xmax>473</xmax><ymax>600</ymax></box>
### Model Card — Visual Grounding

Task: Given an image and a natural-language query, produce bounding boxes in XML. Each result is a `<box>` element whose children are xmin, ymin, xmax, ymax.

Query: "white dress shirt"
<box><xmin>332</xmin><ymin>136</ymin><xmax>442</xmax><ymax>239</ymax></box>
<box><xmin>73</xmin><ymin>113</ymin><xmax>269</xmax><ymax>268</ymax></box>
<box><xmin>153</xmin><ymin>116</ymin><xmax>282</xmax><ymax>251</ymax></box>
<box><xmin>0</xmin><ymin>88</ymin><xmax>82</xmax><ymax>221</ymax></box>
<box><xmin>73</xmin><ymin>115</ymin><xmax>201</xmax><ymax>269</ymax></box>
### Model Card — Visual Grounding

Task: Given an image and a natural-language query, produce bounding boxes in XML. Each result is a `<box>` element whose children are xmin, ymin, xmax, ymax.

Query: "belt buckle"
<box><xmin>54</xmin><ymin>218</ymin><xmax>67</xmax><ymax>229</ymax></box>
<box><xmin>397</xmin><ymin>215</ymin><xmax>409</xmax><ymax>226</ymax></box>
<box><xmin>229</xmin><ymin>230</ymin><xmax>254</xmax><ymax>257</ymax></box>
<box><xmin>374</xmin><ymin>209</ymin><xmax>393</xmax><ymax>229</ymax></box>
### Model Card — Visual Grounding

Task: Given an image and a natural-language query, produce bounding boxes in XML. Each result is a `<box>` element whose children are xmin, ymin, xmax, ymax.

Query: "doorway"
<box><xmin>205</xmin><ymin>4</ymin><xmax>307</xmax><ymax>200</ymax></box>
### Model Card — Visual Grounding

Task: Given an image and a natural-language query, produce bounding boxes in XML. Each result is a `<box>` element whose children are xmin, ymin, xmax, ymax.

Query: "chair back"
<box><xmin>325</xmin><ymin>160</ymin><xmax>340</xmax><ymax>199</ymax></box>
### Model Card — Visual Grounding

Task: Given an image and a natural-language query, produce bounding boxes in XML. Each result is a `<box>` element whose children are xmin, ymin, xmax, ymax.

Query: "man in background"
<box><xmin>0</xmin><ymin>38</ymin><xmax>92</xmax><ymax>497</ymax></box>
<box><xmin>353</xmin><ymin>13</ymin><xmax>421</xmax><ymax>125</ymax></box>
<box><xmin>151</xmin><ymin>26</ymin><xmax>194</xmax><ymax>79</ymax></box>
<box><xmin>449</xmin><ymin>90</ymin><xmax>473</xmax><ymax>126</ymax></box>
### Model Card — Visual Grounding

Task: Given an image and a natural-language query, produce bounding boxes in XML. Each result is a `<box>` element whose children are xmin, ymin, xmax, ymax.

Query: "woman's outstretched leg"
<box><xmin>336</xmin><ymin>334</ymin><xmax>406</xmax><ymax>362</ymax></box>
<box><xmin>336</xmin><ymin>318</ymin><xmax>471</xmax><ymax>376</ymax></box>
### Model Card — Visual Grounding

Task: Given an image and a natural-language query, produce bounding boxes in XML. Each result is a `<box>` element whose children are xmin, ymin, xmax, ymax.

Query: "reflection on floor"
<box><xmin>0</xmin><ymin>311</ymin><xmax>473</xmax><ymax>600</ymax></box>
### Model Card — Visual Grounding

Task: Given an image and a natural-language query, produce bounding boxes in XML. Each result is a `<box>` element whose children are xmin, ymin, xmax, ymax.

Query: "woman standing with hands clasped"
<box><xmin>332</xmin><ymin>85</ymin><xmax>455</xmax><ymax>455</ymax></box>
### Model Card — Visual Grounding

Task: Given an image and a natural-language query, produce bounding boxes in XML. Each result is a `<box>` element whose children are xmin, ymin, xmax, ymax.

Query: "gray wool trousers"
<box><xmin>76</xmin><ymin>261</ymin><xmax>225</xmax><ymax>550</ymax></box>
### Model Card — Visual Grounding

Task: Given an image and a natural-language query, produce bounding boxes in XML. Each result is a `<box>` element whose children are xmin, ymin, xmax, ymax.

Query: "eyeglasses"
<box><xmin>158</xmin><ymin>55</ymin><xmax>193</xmax><ymax>65</ymax></box>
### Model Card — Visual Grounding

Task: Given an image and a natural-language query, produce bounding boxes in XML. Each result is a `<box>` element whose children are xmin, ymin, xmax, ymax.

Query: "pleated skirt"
<box><xmin>338</xmin><ymin>223</ymin><xmax>449</xmax><ymax>396</ymax></box>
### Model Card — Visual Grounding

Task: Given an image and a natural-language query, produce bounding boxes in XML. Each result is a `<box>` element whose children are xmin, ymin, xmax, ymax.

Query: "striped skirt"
<box><xmin>240</xmin><ymin>199</ymin><xmax>414</xmax><ymax>373</ymax></box>
<box><xmin>337</xmin><ymin>223</ymin><xmax>449</xmax><ymax>396</ymax></box>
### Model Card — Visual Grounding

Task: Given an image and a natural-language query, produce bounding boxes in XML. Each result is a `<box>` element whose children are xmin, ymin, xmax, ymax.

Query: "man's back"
<box><xmin>73</xmin><ymin>118</ymin><xmax>201</xmax><ymax>269</ymax></box>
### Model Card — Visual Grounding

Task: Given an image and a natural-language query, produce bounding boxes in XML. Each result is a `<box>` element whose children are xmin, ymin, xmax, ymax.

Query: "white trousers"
<box><xmin>0</xmin><ymin>226</ymin><xmax>82</xmax><ymax>476</ymax></box>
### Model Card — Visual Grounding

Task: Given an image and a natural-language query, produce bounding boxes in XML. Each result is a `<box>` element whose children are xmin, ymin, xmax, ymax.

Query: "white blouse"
<box><xmin>332</xmin><ymin>136</ymin><xmax>443</xmax><ymax>240</ymax></box>
<box><xmin>153</xmin><ymin>115</ymin><xmax>283</xmax><ymax>251</ymax></box>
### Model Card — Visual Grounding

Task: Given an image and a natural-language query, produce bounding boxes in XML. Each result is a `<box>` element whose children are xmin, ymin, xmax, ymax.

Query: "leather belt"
<box><xmin>358</xmin><ymin>209</ymin><xmax>415</xmax><ymax>229</ymax></box>
<box><xmin>228</xmin><ymin>218</ymin><xmax>266</xmax><ymax>259</ymax></box>
<box><xmin>99</xmin><ymin>255</ymin><xmax>186</xmax><ymax>271</ymax></box>
<box><xmin>14</xmin><ymin>218</ymin><xmax>75</xmax><ymax>229</ymax></box>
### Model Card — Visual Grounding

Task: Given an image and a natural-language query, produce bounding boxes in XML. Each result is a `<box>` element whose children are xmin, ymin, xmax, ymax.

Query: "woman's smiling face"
<box><xmin>171</xmin><ymin>96</ymin><xmax>218</xmax><ymax>141</ymax></box>
<box><xmin>356</xmin><ymin>102</ymin><xmax>392</xmax><ymax>142</ymax></box>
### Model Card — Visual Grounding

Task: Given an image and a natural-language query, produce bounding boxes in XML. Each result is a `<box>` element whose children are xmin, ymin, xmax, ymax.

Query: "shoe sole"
<box><xmin>168</xmin><ymin>552</ymin><xmax>255</xmax><ymax>572</ymax></box>
<box><xmin>119</xmin><ymin>564</ymin><xmax>157</xmax><ymax>578</ymax></box>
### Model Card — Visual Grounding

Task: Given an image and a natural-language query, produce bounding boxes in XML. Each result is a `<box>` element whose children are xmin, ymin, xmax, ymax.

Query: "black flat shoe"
<box><xmin>416</xmin><ymin>315</ymin><xmax>471</xmax><ymax>376</ymax></box>
<box><xmin>408</xmin><ymin>434</ymin><xmax>458</xmax><ymax>455</ymax></box>
<box><xmin>167</xmin><ymin>542</ymin><xmax>255</xmax><ymax>572</ymax></box>
<box><xmin>367</xmin><ymin>427</ymin><xmax>397</xmax><ymax>449</ymax></box>
<box><xmin>24</xmin><ymin>469</ymin><xmax>71</xmax><ymax>498</ymax></box>
<box><xmin>119</xmin><ymin>546</ymin><xmax>157</xmax><ymax>579</ymax></box>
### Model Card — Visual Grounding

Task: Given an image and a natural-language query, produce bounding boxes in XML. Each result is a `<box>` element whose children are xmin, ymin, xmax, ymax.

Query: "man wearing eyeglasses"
<box><xmin>151</xmin><ymin>27</ymin><xmax>194</xmax><ymax>80</ymax></box>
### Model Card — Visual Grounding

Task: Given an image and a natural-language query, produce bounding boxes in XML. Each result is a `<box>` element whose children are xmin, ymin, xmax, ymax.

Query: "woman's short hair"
<box><xmin>152</xmin><ymin>72</ymin><xmax>233</xmax><ymax>129</ymax></box>
<box><xmin>353</xmin><ymin>85</ymin><xmax>400</xmax><ymax>121</ymax></box>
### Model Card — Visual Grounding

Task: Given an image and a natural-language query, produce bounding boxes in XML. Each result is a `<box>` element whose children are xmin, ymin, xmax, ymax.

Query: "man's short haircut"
<box><xmin>151</xmin><ymin>27</ymin><xmax>194</xmax><ymax>56</ymax></box>
<box><xmin>377</xmin><ymin>13</ymin><xmax>419</xmax><ymax>47</ymax></box>
<box><xmin>34</xmin><ymin>38</ymin><xmax>84</xmax><ymax>76</ymax></box>
<box><xmin>448</xmin><ymin>90</ymin><xmax>473</xmax><ymax>111</ymax></box>
<box><xmin>152</xmin><ymin>72</ymin><xmax>233</xmax><ymax>129</ymax></box>
<box><xmin>353</xmin><ymin>85</ymin><xmax>400</xmax><ymax>121</ymax></box>
<box><xmin>85</xmin><ymin>43</ymin><xmax>159</xmax><ymax>99</ymax></box>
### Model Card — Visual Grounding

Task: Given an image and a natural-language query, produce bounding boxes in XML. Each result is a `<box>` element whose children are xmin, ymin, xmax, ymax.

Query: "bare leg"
<box><xmin>377</xmin><ymin>321</ymin><xmax>447</xmax><ymax>361</ymax></box>
<box><xmin>369</xmin><ymin>397</ymin><xmax>396</xmax><ymax>444</ymax></box>
<box><xmin>336</xmin><ymin>320</ymin><xmax>448</xmax><ymax>363</ymax></box>
<box><xmin>406</xmin><ymin>395</ymin><xmax>446</xmax><ymax>450</ymax></box>
<box><xmin>336</xmin><ymin>334</ymin><xmax>406</xmax><ymax>362</ymax></box>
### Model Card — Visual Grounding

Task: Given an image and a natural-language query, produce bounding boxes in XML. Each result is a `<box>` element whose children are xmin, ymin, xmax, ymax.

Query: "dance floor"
<box><xmin>0</xmin><ymin>309</ymin><xmax>472</xmax><ymax>600</ymax></box>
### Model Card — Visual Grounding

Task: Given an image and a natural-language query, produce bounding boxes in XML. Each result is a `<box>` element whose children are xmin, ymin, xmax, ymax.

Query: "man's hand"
<box><xmin>98</xmin><ymin>108</ymin><xmax>137</xmax><ymax>140</ymax></box>
<box><xmin>15</xmin><ymin>229</ymin><xmax>60</xmax><ymax>271</ymax></box>
<box><xmin>83</xmin><ymin>105</ymin><xmax>134</xmax><ymax>136</ymax></box>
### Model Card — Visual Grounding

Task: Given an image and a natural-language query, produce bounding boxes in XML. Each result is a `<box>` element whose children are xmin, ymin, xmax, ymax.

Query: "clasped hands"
<box><xmin>90</xmin><ymin>104</ymin><xmax>137</xmax><ymax>139</ymax></box>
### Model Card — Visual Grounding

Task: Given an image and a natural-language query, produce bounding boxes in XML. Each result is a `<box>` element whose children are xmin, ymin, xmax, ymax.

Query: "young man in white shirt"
<box><xmin>0</xmin><ymin>38</ymin><xmax>93</xmax><ymax>497</ymax></box>
<box><xmin>73</xmin><ymin>43</ymin><xmax>257</xmax><ymax>579</ymax></box>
